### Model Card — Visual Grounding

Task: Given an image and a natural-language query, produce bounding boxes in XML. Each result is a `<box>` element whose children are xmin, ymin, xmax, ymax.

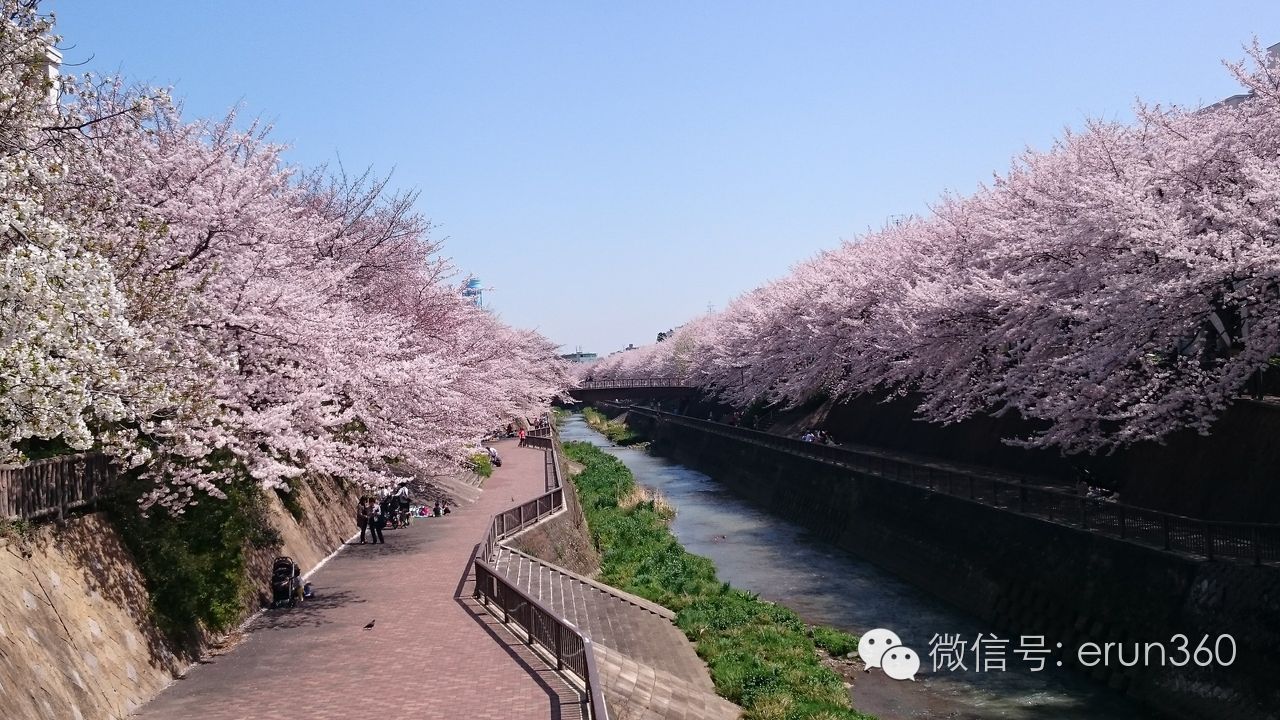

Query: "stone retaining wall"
<box><xmin>621</xmin><ymin>409</ymin><xmax>1280</xmax><ymax>720</ymax></box>
<box><xmin>0</xmin><ymin>473</ymin><xmax>360</xmax><ymax>720</ymax></box>
<box><xmin>507</xmin><ymin>446</ymin><xmax>600</xmax><ymax>577</ymax></box>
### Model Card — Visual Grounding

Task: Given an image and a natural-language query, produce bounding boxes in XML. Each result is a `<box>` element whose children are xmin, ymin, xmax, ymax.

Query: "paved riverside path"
<box><xmin>131</xmin><ymin>438</ymin><xmax>580</xmax><ymax>720</ymax></box>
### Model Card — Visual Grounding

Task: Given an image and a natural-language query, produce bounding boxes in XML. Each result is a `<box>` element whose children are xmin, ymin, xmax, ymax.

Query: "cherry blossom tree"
<box><xmin>0</xmin><ymin>7</ymin><xmax>571</xmax><ymax>510</ymax></box>
<box><xmin>0</xmin><ymin>3</ymin><xmax>165</xmax><ymax>463</ymax></box>
<box><xmin>604</xmin><ymin>43</ymin><xmax>1280</xmax><ymax>454</ymax></box>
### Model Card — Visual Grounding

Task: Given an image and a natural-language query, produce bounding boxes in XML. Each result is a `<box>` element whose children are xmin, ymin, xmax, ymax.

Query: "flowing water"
<box><xmin>561</xmin><ymin>414</ymin><xmax>1158</xmax><ymax>719</ymax></box>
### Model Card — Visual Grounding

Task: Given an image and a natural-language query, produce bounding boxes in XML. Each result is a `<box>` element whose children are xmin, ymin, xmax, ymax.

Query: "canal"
<box><xmin>560</xmin><ymin>413</ymin><xmax>1156</xmax><ymax>719</ymax></box>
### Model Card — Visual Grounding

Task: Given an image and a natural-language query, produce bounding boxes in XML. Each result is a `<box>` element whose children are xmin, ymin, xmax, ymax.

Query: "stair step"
<box><xmin>491</xmin><ymin>545</ymin><xmax>718</xmax><ymax>693</ymax></box>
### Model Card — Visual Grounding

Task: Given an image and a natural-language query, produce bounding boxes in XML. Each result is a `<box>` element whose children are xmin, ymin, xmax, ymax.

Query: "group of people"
<box><xmin>354</xmin><ymin>481</ymin><xmax>450</xmax><ymax>544</ymax></box>
<box><xmin>505</xmin><ymin>416</ymin><xmax>549</xmax><ymax>447</ymax></box>
<box><xmin>800</xmin><ymin>428</ymin><xmax>835</xmax><ymax>445</ymax></box>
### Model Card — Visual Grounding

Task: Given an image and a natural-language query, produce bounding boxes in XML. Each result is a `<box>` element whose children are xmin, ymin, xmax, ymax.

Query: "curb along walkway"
<box><xmin>131</xmin><ymin>438</ymin><xmax>578</xmax><ymax>720</ymax></box>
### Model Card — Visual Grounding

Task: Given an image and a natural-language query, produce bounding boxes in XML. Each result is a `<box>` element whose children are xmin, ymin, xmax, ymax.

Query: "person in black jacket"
<box><xmin>357</xmin><ymin>496</ymin><xmax>371</xmax><ymax>544</ymax></box>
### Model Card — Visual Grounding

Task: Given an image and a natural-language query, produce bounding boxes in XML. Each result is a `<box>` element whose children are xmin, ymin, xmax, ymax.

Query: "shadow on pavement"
<box><xmin>455</xmin><ymin>550</ymin><xmax>584</xmax><ymax>720</ymax></box>
<box><xmin>254</xmin><ymin>589</ymin><xmax>369</xmax><ymax>631</ymax></box>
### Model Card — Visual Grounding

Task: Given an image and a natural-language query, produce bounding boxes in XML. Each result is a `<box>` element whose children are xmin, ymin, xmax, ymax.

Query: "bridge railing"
<box><xmin>575</xmin><ymin>377</ymin><xmax>690</xmax><ymax>390</ymax></box>
<box><xmin>624</xmin><ymin>406</ymin><xmax>1280</xmax><ymax>566</ymax></box>
<box><xmin>473</xmin><ymin>418</ymin><xmax>608</xmax><ymax>719</ymax></box>
<box><xmin>1</xmin><ymin>453</ymin><xmax>117</xmax><ymax>522</ymax></box>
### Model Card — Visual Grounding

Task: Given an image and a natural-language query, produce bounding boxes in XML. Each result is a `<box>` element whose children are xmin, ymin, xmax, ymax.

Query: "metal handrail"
<box><xmin>472</xmin><ymin>429</ymin><xmax>609</xmax><ymax>719</ymax></box>
<box><xmin>576</xmin><ymin>377</ymin><xmax>690</xmax><ymax>390</ymax></box>
<box><xmin>525</xmin><ymin>435</ymin><xmax>554</xmax><ymax>450</ymax></box>
<box><xmin>623</xmin><ymin>405</ymin><xmax>1280</xmax><ymax>566</ymax></box>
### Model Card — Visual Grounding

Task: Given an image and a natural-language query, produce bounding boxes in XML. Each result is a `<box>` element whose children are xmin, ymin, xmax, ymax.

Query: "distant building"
<box><xmin>561</xmin><ymin>351</ymin><xmax>598</xmax><ymax>363</ymax></box>
<box><xmin>1206</xmin><ymin>42</ymin><xmax>1280</xmax><ymax>110</ymax></box>
<box><xmin>462</xmin><ymin>278</ymin><xmax>483</xmax><ymax>307</ymax></box>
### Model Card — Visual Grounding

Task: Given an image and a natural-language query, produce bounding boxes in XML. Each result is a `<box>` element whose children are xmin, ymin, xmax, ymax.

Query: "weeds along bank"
<box><xmin>0</xmin><ymin>472</ymin><xmax>358</xmax><ymax>720</ymax></box>
<box><xmin>614</xmin><ymin>407</ymin><xmax>1280</xmax><ymax>719</ymax></box>
<box><xmin>562</xmin><ymin>440</ymin><xmax>875</xmax><ymax>720</ymax></box>
<box><xmin>581</xmin><ymin>407</ymin><xmax>639</xmax><ymax>445</ymax></box>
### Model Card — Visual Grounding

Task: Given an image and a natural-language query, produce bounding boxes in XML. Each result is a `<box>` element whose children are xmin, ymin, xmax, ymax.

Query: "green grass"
<box><xmin>563</xmin><ymin>441</ymin><xmax>875</xmax><ymax>720</ymax></box>
<box><xmin>469</xmin><ymin>452</ymin><xmax>494</xmax><ymax>478</ymax></box>
<box><xmin>811</xmin><ymin>625</ymin><xmax>860</xmax><ymax>657</ymax></box>
<box><xmin>581</xmin><ymin>407</ymin><xmax>639</xmax><ymax>445</ymax></box>
<box><xmin>0</xmin><ymin>518</ymin><xmax>35</xmax><ymax>540</ymax></box>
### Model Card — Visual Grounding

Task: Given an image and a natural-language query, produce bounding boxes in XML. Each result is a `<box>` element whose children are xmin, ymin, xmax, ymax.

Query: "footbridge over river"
<box><xmin>561</xmin><ymin>377</ymin><xmax>696</xmax><ymax>404</ymax></box>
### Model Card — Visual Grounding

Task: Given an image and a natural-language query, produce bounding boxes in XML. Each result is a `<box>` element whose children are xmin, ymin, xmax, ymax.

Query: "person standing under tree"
<box><xmin>367</xmin><ymin>497</ymin><xmax>385</xmax><ymax>544</ymax></box>
<box><xmin>395</xmin><ymin>481</ymin><xmax>411</xmax><ymax>526</ymax></box>
<box><xmin>357</xmin><ymin>496</ymin><xmax>371</xmax><ymax>544</ymax></box>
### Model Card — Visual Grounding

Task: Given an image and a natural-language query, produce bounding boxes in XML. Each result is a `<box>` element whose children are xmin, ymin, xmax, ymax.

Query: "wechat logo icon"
<box><xmin>858</xmin><ymin>628</ymin><xmax>921</xmax><ymax>681</ymax></box>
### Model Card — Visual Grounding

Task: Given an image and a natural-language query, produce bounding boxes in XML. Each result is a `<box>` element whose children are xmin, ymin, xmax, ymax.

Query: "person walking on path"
<box><xmin>395</xmin><ymin>481</ymin><xmax>411</xmax><ymax>526</ymax></box>
<box><xmin>367</xmin><ymin>497</ymin><xmax>385</xmax><ymax>544</ymax></box>
<box><xmin>356</xmin><ymin>496</ymin><xmax>371</xmax><ymax>544</ymax></box>
<box><xmin>517</xmin><ymin>427</ymin><xmax>527</xmax><ymax>447</ymax></box>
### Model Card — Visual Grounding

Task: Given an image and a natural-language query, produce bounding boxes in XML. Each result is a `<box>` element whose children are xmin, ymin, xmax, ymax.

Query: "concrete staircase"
<box><xmin>416</xmin><ymin>471</ymin><xmax>485</xmax><ymax>505</ymax></box>
<box><xmin>492</xmin><ymin>546</ymin><xmax>739</xmax><ymax>719</ymax></box>
<box><xmin>594</xmin><ymin>645</ymin><xmax>741</xmax><ymax>720</ymax></box>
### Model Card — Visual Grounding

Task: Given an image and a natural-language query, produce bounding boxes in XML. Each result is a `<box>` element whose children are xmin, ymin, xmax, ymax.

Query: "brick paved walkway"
<box><xmin>132</xmin><ymin>438</ymin><xmax>580</xmax><ymax>720</ymax></box>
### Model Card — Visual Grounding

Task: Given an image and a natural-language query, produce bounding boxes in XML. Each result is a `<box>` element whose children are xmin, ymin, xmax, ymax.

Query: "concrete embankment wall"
<box><xmin>508</xmin><ymin>450</ymin><xmax>601</xmax><ymax>577</ymax></box>
<box><xmin>688</xmin><ymin>390</ymin><xmax>1280</xmax><ymax>523</ymax></box>
<box><xmin>620</xmin><ymin>409</ymin><xmax>1280</xmax><ymax>720</ymax></box>
<box><xmin>0</xmin><ymin>474</ymin><xmax>360</xmax><ymax>720</ymax></box>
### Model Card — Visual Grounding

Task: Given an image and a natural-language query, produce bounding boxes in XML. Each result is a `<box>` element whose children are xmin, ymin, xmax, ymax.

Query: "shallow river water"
<box><xmin>561</xmin><ymin>414</ymin><xmax>1158</xmax><ymax>719</ymax></box>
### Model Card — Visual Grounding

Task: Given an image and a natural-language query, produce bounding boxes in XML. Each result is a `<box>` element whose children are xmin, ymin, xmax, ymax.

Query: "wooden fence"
<box><xmin>0</xmin><ymin>453</ymin><xmax>117</xmax><ymax>521</ymax></box>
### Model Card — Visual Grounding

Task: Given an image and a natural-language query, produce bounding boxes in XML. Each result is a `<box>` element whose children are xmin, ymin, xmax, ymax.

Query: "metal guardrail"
<box><xmin>576</xmin><ymin>377</ymin><xmax>691</xmax><ymax>390</ymax></box>
<box><xmin>1</xmin><ymin>453</ymin><xmax>116</xmax><ymax>521</ymax></box>
<box><xmin>525</xmin><ymin>435</ymin><xmax>554</xmax><ymax>450</ymax></box>
<box><xmin>624</xmin><ymin>406</ymin><xmax>1280</xmax><ymax>566</ymax></box>
<box><xmin>472</xmin><ymin>421</ymin><xmax>608</xmax><ymax>719</ymax></box>
<box><xmin>545</xmin><ymin>440</ymin><xmax>562</xmax><ymax>493</ymax></box>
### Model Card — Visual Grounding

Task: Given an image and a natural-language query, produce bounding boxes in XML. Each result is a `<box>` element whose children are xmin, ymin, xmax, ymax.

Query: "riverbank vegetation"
<box><xmin>563</xmin><ymin>440</ymin><xmax>872</xmax><ymax>720</ymax></box>
<box><xmin>469</xmin><ymin>452</ymin><xmax>495</xmax><ymax>478</ymax></box>
<box><xmin>581</xmin><ymin>407</ymin><xmax>639</xmax><ymax>445</ymax></box>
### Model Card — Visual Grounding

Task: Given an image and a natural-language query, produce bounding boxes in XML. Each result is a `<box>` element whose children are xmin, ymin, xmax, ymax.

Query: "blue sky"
<box><xmin>48</xmin><ymin>1</ymin><xmax>1280</xmax><ymax>355</ymax></box>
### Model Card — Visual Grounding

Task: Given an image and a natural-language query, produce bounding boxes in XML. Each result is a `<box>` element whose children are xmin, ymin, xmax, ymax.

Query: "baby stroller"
<box><xmin>381</xmin><ymin>495</ymin><xmax>402</xmax><ymax>529</ymax></box>
<box><xmin>270</xmin><ymin>556</ymin><xmax>301</xmax><ymax>609</ymax></box>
